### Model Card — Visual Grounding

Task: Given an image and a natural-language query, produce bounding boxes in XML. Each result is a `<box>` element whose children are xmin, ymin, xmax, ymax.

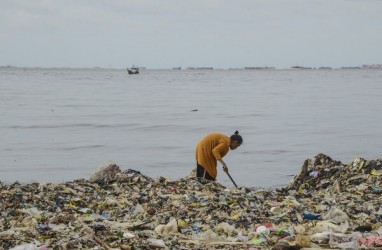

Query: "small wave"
<box><xmin>8</xmin><ymin>123</ymin><xmax>139</xmax><ymax>129</ymax></box>
<box><xmin>144</xmin><ymin>145</ymin><xmax>180</xmax><ymax>151</ymax></box>
<box><xmin>255</xmin><ymin>149</ymin><xmax>292</xmax><ymax>155</ymax></box>
<box><xmin>220</xmin><ymin>113</ymin><xmax>269</xmax><ymax>119</ymax></box>
<box><xmin>135</xmin><ymin>124</ymin><xmax>183</xmax><ymax>131</ymax></box>
<box><xmin>9</xmin><ymin>124</ymin><xmax>93</xmax><ymax>129</ymax></box>
<box><xmin>58</xmin><ymin>144</ymin><xmax>106</xmax><ymax>151</ymax></box>
<box><xmin>0</xmin><ymin>167</ymin><xmax>79</xmax><ymax>172</ymax></box>
<box><xmin>58</xmin><ymin>104</ymin><xmax>106</xmax><ymax>108</ymax></box>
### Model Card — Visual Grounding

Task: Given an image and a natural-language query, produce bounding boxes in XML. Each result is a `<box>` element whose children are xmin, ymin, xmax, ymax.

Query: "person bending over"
<box><xmin>195</xmin><ymin>130</ymin><xmax>243</xmax><ymax>181</ymax></box>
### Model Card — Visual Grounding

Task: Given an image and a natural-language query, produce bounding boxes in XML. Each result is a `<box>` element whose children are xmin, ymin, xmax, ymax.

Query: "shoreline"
<box><xmin>1</xmin><ymin>154</ymin><xmax>382</xmax><ymax>249</ymax></box>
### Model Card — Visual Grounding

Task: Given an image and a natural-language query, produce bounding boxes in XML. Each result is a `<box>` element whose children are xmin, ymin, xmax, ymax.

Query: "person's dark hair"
<box><xmin>230</xmin><ymin>130</ymin><xmax>243</xmax><ymax>144</ymax></box>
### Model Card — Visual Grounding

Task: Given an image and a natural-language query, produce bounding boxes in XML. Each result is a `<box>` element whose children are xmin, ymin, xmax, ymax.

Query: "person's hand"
<box><xmin>222</xmin><ymin>164</ymin><xmax>228</xmax><ymax>173</ymax></box>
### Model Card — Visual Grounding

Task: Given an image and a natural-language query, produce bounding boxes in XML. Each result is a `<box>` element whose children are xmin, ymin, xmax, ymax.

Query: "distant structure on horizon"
<box><xmin>341</xmin><ymin>66</ymin><xmax>361</xmax><ymax>69</ymax></box>
<box><xmin>362</xmin><ymin>64</ymin><xmax>382</xmax><ymax>69</ymax></box>
<box><xmin>291</xmin><ymin>66</ymin><xmax>313</xmax><ymax>70</ymax></box>
<box><xmin>244</xmin><ymin>67</ymin><xmax>275</xmax><ymax>70</ymax></box>
<box><xmin>186</xmin><ymin>67</ymin><xmax>213</xmax><ymax>70</ymax></box>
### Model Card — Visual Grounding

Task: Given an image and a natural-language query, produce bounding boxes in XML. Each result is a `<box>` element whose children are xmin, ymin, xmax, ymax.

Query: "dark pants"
<box><xmin>196</xmin><ymin>163</ymin><xmax>215</xmax><ymax>181</ymax></box>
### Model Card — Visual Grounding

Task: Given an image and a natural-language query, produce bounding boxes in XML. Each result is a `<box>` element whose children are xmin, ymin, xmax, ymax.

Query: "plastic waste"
<box><xmin>177</xmin><ymin>219</ymin><xmax>186</xmax><ymax>228</ymax></box>
<box><xmin>123</xmin><ymin>232</ymin><xmax>136</xmax><ymax>239</ymax></box>
<box><xmin>270</xmin><ymin>206</ymin><xmax>282</xmax><ymax>215</ymax></box>
<box><xmin>371</xmin><ymin>184</ymin><xmax>382</xmax><ymax>193</ymax></box>
<box><xmin>20</xmin><ymin>207</ymin><xmax>43</xmax><ymax>216</ymax></box>
<box><xmin>218</xmin><ymin>194</ymin><xmax>226</xmax><ymax>203</ymax></box>
<box><xmin>276</xmin><ymin>226</ymin><xmax>290</xmax><ymax>237</ymax></box>
<box><xmin>236</xmin><ymin>231</ymin><xmax>249</xmax><ymax>242</ymax></box>
<box><xmin>329</xmin><ymin>232</ymin><xmax>361</xmax><ymax>249</ymax></box>
<box><xmin>271</xmin><ymin>240</ymin><xmax>294</xmax><ymax>250</ymax></box>
<box><xmin>311</xmin><ymin>231</ymin><xmax>331</xmax><ymax>244</ymax></box>
<box><xmin>199</xmin><ymin>229</ymin><xmax>218</xmax><ymax>240</ymax></box>
<box><xmin>79</xmin><ymin>208</ymin><xmax>93</xmax><ymax>214</ymax></box>
<box><xmin>9</xmin><ymin>244</ymin><xmax>39</xmax><ymax>250</ymax></box>
<box><xmin>354</xmin><ymin>225</ymin><xmax>372</xmax><ymax>232</ymax></box>
<box><xmin>147</xmin><ymin>238</ymin><xmax>167</xmax><ymax>248</ymax></box>
<box><xmin>248</xmin><ymin>237</ymin><xmax>266</xmax><ymax>246</ymax></box>
<box><xmin>154</xmin><ymin>218</ymin><xmax>178</xmax><ymax>235</ymax></box>
<box><xmin>313</xmin><ymin>220</ymin><xmax>349</xmax><ymax>233</ymax></box>
<box><xmin>215</xmin><ymin>222</ymin><xmax>236</xmax><ymax>236</ymax></box>
<box><xmin>302</xmin><ymin>213</ymin><xmax>320</xmax><ymax>220</ymax></box>
<box><xmin>131</xmin><ymin>203</ymin><xmax>144</xmax><ymax>216</ymax></box>
<box><xmin>358</xmin><ymin>234</ymin><xmax>382</xmax><ymax>247</ymax></box>
<box><xmin>309</xmin><ymin>170</ymin><xmax>319</xmax><ymax>177</ymax></box>
<box><xmin>255</xmin><ymin>225</ymin><xmax>270</xmax><ymax>235</ymax></box>
<box><xmin>2</xmin><ymin>153</ymin><xmax>382</xmax><ymax>249</ymax></box>
<box><xmin>377</xmin><ymin>225</ymin><xmax>382</xmax><ymax>236</ymax></box>
<box><xmin>295</xmin><ymin>233</ymin><xmax>311</xmax><ymax>247</ymax></box>
<box><xmin>371</xmin><ymin>169</ymin><xmax>382</xmax><ymax>176</ymax></box>
<box><xmin>89</xmin><ymin>162</ymin><xmax>121</xmax><ymax>183</ymax></box>
<box><xmin>191</xmin><ymin>225</ymin><xmax>201</xmax><ymax>234</ymax></box>
<box><xmin>322</xmin><ymin>207</ymin><xmax>349</xmax><ymax>223</ymax></box>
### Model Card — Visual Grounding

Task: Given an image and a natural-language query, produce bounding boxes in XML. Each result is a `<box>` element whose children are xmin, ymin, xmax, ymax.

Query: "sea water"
<box><xmin>1</xmin><ymin>67</ymin><xmax>382</xmax><ymax>188</ymax></box>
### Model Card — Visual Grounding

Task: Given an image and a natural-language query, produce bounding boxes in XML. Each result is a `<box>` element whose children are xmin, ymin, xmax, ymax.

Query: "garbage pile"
<box><xmin>1</xmin><ymin>154</ymin><xmax>382</xmax><ymax>250</ymax></box>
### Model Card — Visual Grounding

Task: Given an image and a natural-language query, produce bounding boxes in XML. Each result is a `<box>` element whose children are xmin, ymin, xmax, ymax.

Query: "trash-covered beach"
<box><xmin>1</xmin><ymin>154</ymin><xmax>382</xmax><ymax>250</ymax></box>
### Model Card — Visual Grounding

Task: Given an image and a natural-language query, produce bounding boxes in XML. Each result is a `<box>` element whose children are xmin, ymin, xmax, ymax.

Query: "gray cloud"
<box><xmin>1</xmin><ymin>0</ymin><xmax>381</xmax><ymax>68</ymax></box>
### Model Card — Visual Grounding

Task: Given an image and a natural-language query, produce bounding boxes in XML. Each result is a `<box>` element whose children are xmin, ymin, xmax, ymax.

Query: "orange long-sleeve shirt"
<box><xmin>195</xmin><ymin>133</ymin><xmax>230</xmax><ymax>178</ymax></box>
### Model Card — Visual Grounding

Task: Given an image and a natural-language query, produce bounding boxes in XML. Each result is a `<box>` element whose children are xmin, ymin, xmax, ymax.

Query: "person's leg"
<box><xmin>196</xmin><ymin>163</ymin><xmax>215</xmax><ymax>181</ymax></box>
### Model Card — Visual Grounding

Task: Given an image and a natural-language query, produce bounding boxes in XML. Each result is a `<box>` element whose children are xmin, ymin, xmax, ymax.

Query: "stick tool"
<box><xmin>226</xmin><ymin>172</ymin><xmax>238</xmax><ymax>188</ymax></box>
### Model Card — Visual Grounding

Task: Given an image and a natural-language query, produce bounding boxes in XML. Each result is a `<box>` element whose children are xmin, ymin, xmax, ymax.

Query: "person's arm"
<box><xmin>218</xmin><ymin>159</ymin><xmax>229</xmax><ymax>173</ymax></box>
<box><xmin>212</xmin><ymin>143</ymin><xmax>229</xmax><ymax>173</ymax></box>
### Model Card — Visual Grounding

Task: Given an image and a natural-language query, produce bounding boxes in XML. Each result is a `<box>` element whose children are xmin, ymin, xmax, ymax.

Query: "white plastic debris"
<box><xmin>154</xmin><ymin>218</ymin><xmax>178</xmax><ymax>235</ymax></box>
<box><xmin>9</xmin><ymin>244</ymin><xmax>39</xmax><ymax>250</ymax></box>
<box><xmin>89</xmin><ymin>162</ymin><xmax>121</xmax><ymax>183</ymax></box>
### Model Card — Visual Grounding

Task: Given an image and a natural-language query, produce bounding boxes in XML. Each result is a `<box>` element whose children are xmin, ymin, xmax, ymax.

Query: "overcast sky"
<box><xmin>1</xmin><ymin>0</ymin><xmax>381</xmax><ymax>69</ymax></box>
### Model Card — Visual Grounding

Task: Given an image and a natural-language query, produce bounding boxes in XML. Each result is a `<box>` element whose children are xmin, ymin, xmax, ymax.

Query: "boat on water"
<box><xmin>127</xmin><ymin>66</ymin><xmax>139</xmax><ymax>74</ymax></box>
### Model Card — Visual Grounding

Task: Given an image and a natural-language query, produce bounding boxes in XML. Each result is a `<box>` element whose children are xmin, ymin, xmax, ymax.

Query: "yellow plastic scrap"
<box><xmin>33</xmin><ymin>214</ymin><xmax>42</xmax><ymax>221</ymax></box>
<box><xmin>190</xmin><ymin>202</ymin><xmax>200</xmax><ymax>207</ymax></box>
<box><xmin>227</xmin><ymin>200</ymin><xmax>236</xmax><ymax>205</ymax></box>
<box><xmin>39</xmin><ymin>235</ymin><xmax>53</xmax><ymax>239</ymax></box>
<box><xmin>298</xmin><ymin>183</ymin><xmax>310</xmax><ymax>193</ymax></box>
<box><xmin>169</xmin><ymin>194</ymin><xmax>182</xmax><ymax>200</ymax></box>
<box><xmin>231</xmin><ymin>214</ymin><xmax>241</xmax><ymax>220</ymax></box>
<box><xmin>61</xmin><ymin>188</ymin><xmax>78</xmax><ymax>195</ymax></box>
<box><xmin>177</xmin><ymin>219</ymin><xmax>187</xmax><ymax>228</ymax></box>
<box><xmin>352</xmin><ymin>157</ymin><xmax>366</xmax><ymax>169</ymax></box>
<box><xmin>66</xmin><ymin>200</ymin><xmax>77</xmax><ymax>209</ymax></box>
<box><xmin>371</xmin><ymin>169</ymin><xmax>382</xmax><ymax>176</ymax></box>
<box><xmin>117</xmin><ymin>200</ymin><xmax>126</xmax><ymax>207</ymax></box>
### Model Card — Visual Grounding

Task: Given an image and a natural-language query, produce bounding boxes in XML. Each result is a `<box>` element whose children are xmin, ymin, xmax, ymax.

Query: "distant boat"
<box><xmin>127</xmin><ymin>66</ymin><xmax>139</xmax><ymax>74</ymax></box>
